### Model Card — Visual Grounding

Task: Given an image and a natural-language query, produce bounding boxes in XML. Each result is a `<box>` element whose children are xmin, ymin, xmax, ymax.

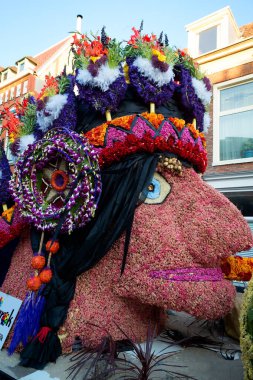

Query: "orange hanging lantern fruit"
<box><xmin>45</xmin><ymin>240</ymin><xmax>60</xmax><ymax>254</ymax></box>
<box><xmin>27</xmin><ymin>276</ymin><xmax>42</xmax><ymax>291</ymax></box>
<box><xmin>31</xmin><ymin>255</ymin><xmax>46</xmax><ymax>270</ymax></box>
<box><xmin>39</xmin><ymin>268</ymin><xmax>53</xmax><ymax>283</ymax></box>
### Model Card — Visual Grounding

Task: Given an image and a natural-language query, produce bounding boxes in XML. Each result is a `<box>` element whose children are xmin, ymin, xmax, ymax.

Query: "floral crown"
<box><xmin>84</xmin><ymin>112</ymin><xmax>207</xmax><ymax>173</ymax></box>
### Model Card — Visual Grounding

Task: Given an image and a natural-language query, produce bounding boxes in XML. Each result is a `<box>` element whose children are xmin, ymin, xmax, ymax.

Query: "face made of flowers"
<box><xmin>2</xmin><ymin>161</ymin><xmax>253</xmax><ymax>350</ymax></box>
<box><xmin>112</xmin><ymin>164</ymin><xmax>252</xmax><ymax>319</ymax></box>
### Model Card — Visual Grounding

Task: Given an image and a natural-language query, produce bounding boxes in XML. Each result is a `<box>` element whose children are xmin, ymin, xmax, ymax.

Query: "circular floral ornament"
<box><xmin>10</xmin><ymin>128</ymin><xmax>102</xmax><ymax>233</ymax></box>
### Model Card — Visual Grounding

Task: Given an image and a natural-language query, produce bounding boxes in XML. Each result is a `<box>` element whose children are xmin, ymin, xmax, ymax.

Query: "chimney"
<box><xmin>76</xmin><ymin>14</ymin><xmax>83</xmax><ymax>33</ymax></box>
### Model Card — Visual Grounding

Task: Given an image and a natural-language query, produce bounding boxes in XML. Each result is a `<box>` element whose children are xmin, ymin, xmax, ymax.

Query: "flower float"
<box><xmin>1</xmin><ymin>25</ymin><xmax>252</xmax><ymax>370</ymax></box>
<box><xmin>73</xmin><ymin>28</ymin><xmax>127</xmax><ymax>119</ymax></box>
<box><xmin>125</xmin><ymin>24</ymin><xmax>178</xmax><ymax>111</ymax></box>
<box><xmin>10</xmin><ymin>127</ymin><xmax>101</xmax><ymax>233</ymax></box>
<box><xmin>173</xmin><ymin>50</ymin><xmax>212</xmax><ymax>132</ymax></box>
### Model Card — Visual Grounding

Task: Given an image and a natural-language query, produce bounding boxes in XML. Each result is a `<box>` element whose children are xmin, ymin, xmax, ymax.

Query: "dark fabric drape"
<box><xmin>0</xmin><ymin>237</ymin><xmax>19</xmax><ymax>286</ymax></box>
<box><xmin>20</xmin><ymin>153</ymin><xmax>159</xmax><ymax>368</ymax></box>
<box><xmin>75</xmin><ymin>87</ymin><xmax>184</xmax><ymax>133</ymax></box>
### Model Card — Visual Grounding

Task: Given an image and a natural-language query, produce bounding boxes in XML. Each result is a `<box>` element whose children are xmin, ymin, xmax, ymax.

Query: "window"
<box><xmin>5</xmin><ymin>90</ymin><xmax>9</xmax><ymax>102</ymax></box>
<box><xmin>23</xmin><ymin>80</ymin><xmax>28</xmax><ymax>94</ymax></box>
<box><xmin>19</xmin><ymin>62</ymin><xmax>25</xmax><ymax>72</ymax></box>
<box><xmin>199</xmin><ymin>26</ymin><xmax>217</xmax><ymax>55</ymax></box>
<box><xmin>10</xmin><ymin>87</ymin><xmax>15</xmax><ymax>99</ymax></box>
<box><xmin>16</xmin><ymin>84</ymin><xmax>21</xmax><ymax>97</ymax></box>
<box><xmin>213</xmin><ymin>77</ymin><xmax>253</xmax><ymax>164</ymax></box>
<box><xmin>3</xmin><ymin>72</ymin><xmax>7</xmax><ymax>81</ymax></box>
<box><xmin>0</xmin><ymin>93</ymin><xmax>3</xmax><ymax>105</ymax></box>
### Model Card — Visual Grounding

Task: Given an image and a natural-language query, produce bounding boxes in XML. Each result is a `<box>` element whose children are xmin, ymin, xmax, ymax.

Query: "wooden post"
<box><xmin>150</xmin><ymin>102</ymin><xmax>155</xmax><ymax>114</ymax></box>
<box><xmin>105</xmin><ymin>110</ymin><xmax>112</xmax><ymax>122</ymax></box>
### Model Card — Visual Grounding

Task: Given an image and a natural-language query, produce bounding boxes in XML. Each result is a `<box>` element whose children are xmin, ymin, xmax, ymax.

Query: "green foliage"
<box><xmin>19</xmin><ymin>103</ymin><xmax>37</xmax><ymax>136</ymax></box>
<box><xmin>124</xmin><ymin>40</ymin><xmax>153</xmax><ymax>60</ymax></box>
<box><xmin>164</xmin><ymin>46</ymin><xmax>179</xmax><ymax>66</ymax></box>
<box><xmin>73</xmin><ymin>53</ymin><xmax>89</xmax><ymax>70</ymax></box>
<box><xmin>58</xmin><ymin>75</ymin><xmax>71</xmax><ymax>94</ymax></box>
<box><xmin>107</xmin><ymin>39</ymin><xmax>124</xmax><ymax>68</ymax></box>
<box><xmin>179</xmin><ymin>53</ymin><xmax>204</xmax><ymax>80</ymax></box>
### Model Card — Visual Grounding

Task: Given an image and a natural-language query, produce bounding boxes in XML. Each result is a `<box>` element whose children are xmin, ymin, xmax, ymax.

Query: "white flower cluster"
<box><xmin>76</xmin><ymin>64</ymin><xmax>121</xmax><ymax>92</ymax></box>
<box><xmin>19</xmin><ymin>134</ymin><xmax>36</xmax><ymax>154</ymax></box>
<box><xmin>191</xmin><ymin>77</ymin><xmax>212</xmax><ymax>106</ymax></box>
<box><xmin>37</xmin><ymin>94</ymin><xmax>68</xmax><ymax>132</ymax></box>
<box><xmin>133</xmin><ymin>57</ymin><xmax>174</xmax><ymax>87</ymax></box>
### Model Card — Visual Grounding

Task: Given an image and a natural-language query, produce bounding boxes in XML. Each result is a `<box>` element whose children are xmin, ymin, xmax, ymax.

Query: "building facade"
<box><xmin>0</xmin><ymin>36</ymin><xmax>74</xmax><ymax>161</ymax></box>
<box><xmin>186</xmin><ymin>6</ymin><xmax>253</xmax><ymax>256</ymax></box>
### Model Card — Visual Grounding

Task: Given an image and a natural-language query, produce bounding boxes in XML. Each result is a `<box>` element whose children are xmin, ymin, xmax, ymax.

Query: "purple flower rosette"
<box><xmin>126</xmin><ymin>57</ymin><xmax>175</xmax><ymax>106</ymax></box>
<box><xmin>173</xmin><ymin>64</ymin><xmax>208</xmax><ymax>132</ymax></box>
<box><xmin>9</xmin><ymin>128</ymin><xmax>102</xmax><ymax>234</ymax></box>
<box><xmin>76</xmin><ymin>63</ymin><xmax>127</xmax><ymax>114</ymax></box>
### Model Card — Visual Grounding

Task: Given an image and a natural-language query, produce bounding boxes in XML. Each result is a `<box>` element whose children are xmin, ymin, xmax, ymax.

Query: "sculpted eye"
<box><xmin>144</xmin><ymin>172</ymin><xmax>171</xmax><ymax>204</ymax></box>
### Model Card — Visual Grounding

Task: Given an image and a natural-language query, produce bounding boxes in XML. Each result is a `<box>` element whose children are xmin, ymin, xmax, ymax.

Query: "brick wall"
<box><xmin>205</xmin><ymin>62</ymin><xmax>253</xmax><ymax>175</ymax></box>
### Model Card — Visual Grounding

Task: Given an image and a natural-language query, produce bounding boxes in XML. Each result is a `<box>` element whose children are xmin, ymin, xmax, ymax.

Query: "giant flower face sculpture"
<box><xmin>58</xmin><ymin>163</ymin><xmax>252</xmax><ymax>349</ymax></box>
<box><xmin>2</xmin><ymin>114</ymin><xmax>252</xmax><ymax>353</ymax></box>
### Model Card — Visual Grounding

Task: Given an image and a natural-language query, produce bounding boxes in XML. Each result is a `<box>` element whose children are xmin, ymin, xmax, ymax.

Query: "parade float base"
<box><xmin>0</xmin><ymin>310</ymin><xmax>243</xmax><ymax>380</ymax></box>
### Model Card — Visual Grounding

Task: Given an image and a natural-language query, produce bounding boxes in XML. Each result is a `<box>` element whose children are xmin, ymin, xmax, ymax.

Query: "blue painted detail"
<box><xmin>146</xmin><ymin>177</ymin><xmax>161</xmax><ymax>199</ymax></box>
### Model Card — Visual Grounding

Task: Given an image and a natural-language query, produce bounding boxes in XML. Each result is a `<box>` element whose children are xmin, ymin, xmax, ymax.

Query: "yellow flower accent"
<box><xmin>9</xmin><ymin>132</ymin><xmax>15</xmax><ymax>143</ymax></box>
<box><xmin>152</xmin><ymin>49</ymin><xmax>166</xmax><ymax>62</ymax></box>
<box><xmin>2</xmin><ymin>205</ymin><xmax>15</xmax><ymax>223</ymax></box>
<box><xmin>90</xmin><ymin>56</ymin><xmax>101</xmax><ymax>63</ymax></box>
<box><xmin>123</xmin><ymin>64</ymin><xmax>130</xmax><ymax>84</ymax></box>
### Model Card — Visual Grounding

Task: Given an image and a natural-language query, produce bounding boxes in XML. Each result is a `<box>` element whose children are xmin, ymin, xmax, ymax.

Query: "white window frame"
<box><xmin>0</xmin><ymin>93</ymin><xmax>3</xmax><ymax>105</ymax></box>
<box><xmin>22</xmin><ymin>80</ymin><xmax>28</xmax><ymax>94</ymax></box>
<box><xmin>16</xmin><ymin>83</ymin><xmax>21</xmax><ymax>97</ymax></box>
<box><xmin>213</xmin><ymin>73</ymin><xmax>253</xmax><ymax>166</ymax></box>
<box><xmin>4</xmin><ymin>108</ymin><xmax>17</xmax><ymax>164</ymax></box>
<box><xmin>2</xmin><ymin>71</ymin><xmax>8</xmax><ymax>81</ymax></box>
<box><xmin>10</xmin><ymin>87</ymin><xmax>15</xmax><ymax>99</ymax></box>
<box><xmin>19</xmin><ymin>60</ymin><xmax>25</xmax><ymax>72</ymax></box>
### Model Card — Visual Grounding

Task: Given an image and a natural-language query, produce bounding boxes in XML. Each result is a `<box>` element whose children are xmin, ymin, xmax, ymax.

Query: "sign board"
<box><xmin>0</xmin><ymin>291</ymin><xmax>22</xmax><ymax>350</ymax></box>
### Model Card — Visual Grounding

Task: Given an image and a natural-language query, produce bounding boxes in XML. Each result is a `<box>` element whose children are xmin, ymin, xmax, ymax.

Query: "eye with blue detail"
<box><xmin>144</xmin><ymin>172</ymin><xmax>171</xmax><ymax>204</ymax></box>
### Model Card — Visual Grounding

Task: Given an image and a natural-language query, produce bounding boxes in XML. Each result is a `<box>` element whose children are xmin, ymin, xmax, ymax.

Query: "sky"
<box><xmin>0</xmin><ymin>0</ymin><xmax>252</xmax><ymax>68</ymax></box>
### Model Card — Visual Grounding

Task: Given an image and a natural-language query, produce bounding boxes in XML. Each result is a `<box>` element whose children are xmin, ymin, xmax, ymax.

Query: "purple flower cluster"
<box><xmin>151</xmin><ymin>55</ymin><xmax>169</xmax><ymax>72</ymax></box>
<box><xmin>76</xmin><ymin>67</ymin><xmax>127</xmax><ymax>114</ymax></box>
<box><xmin>87</xmin><ymin>56</ymin><xmax>107</xmax><ymax>77</ymax></box>
<box><xmin>0</xmin><ymin>144</ymin><xmax>12</xmax><ymax>203</ymax></box>
<box><xmin>9</xmin><ymin>128</ymin><xmax>102</xmax><ymax>234</ymax></box>
<box><xmin>126</xmin><ymin>58</ymin><xmax>175</xmax><ymax>106</ymax></box>
<box><xmin>10</xmin><ymin>138</ymin><xmax>21</xmax><ymax>158</ymax></box>
<box><xmin>173</xmin><ymin>64</ymin><xmax>205</xmax><ymax>132</ymax></box>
